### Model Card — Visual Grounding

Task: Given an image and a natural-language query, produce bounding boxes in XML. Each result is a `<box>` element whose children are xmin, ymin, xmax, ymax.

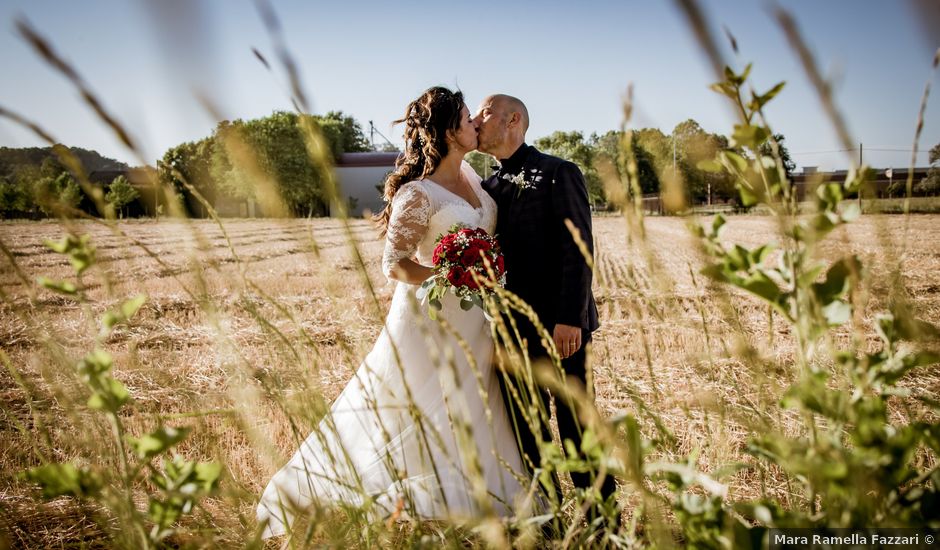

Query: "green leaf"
<box><xmin>129</xmin><ymin>425</ymin><xmax>192</xmax><ymax>460</ymax></box>
<box><xmin>44</xmin><ymin>234</ymin><xmax>96</xmax><ymax>275</ymax></box>
<box><xmin>37</xmin><ymin>277</ymin><xmax>78</xmax><ymax>296</ymax></box>
<box><xmin>69</xmin><ymin>255</ymin><xmax>93</xmax><ymax>276</ymax></box>
<box><xmin>822</xmin><ymin>300</ymin><xmax>852</xmax><ymax>326</ymax></box>
<box><xmin>736</xmin><ymin>182</ymin><xmax>759</xmax><ymax>207</ymax></box>
<box><xmin>723</xmin><ymin>65</ymin><xmax>736</xmax><ymax>82</ymax></box>
<box><xmin>798</xmin><ymin>263</ymin><xmax>826</xmax><ymax>288</ymax></box>
<box><xmin>908</xmin><ymin>351</ymin><xmax>940</xmax><ymax>368</ymax></box>
<box><xmin>762</xmin><ymin>81</ymin><xmax>786</xmax><ymax>102</ymax></box>
<box><xmin>87</xmin><ymin>377</ymin><xmax>130</xmax><ymax>412</ymax></box>
<box><xmin>749</xmin><ymin>243</ymin><xmax>774</xmax><ymax>265</ymax></box>
<box><xmin>723</xmin><ymin>63</ymin><xmax>752</xmax><ymax>86</ymax></box>
<box><xmin>709</xmin><ymin>82</ymin><xmax>738</xmax><ymax>99</ymax></box>
<box><xmin>645</xmin><ymin>462</ymin><xmax>728</xmax><ymax>497</ymax></box>
<box><xmin>121</xmin><ymin>294</ymin><xmax>147</xmax><ymax>319</ymax></box>
<box><xmin>739</xmin><ymin>63</ymin><xmax>753</xmax><ymax>83</ymax></box>
<box><xmin>148</xmin><ymin>499</ymin><xmax>182</xmax><ymax>530</ymax></box>
<box><xmin>758</xmin><ymin>155</ymin><xmax>777</xmax><ymax>169</ymax></box>
<box><xmin>22</xmin><ymin>463</ymin><xmax>102</xmax><ymax>499</ymax></box>
<box><xmin>841</xmin><ymin>202</ymin><xmax>861</xmax><ymax>222</ymax></box>
<box><xmin>721</xmin><ymin>151</ymin><xmax>749</xmax><ymax>173</ymax></box>
<box><xmin>813</xmin><ymin>256</ymin><xmax>860</xmax><ymax>304</ymax></box>
<box><xmin>77</xmin><ymin>349</ymin><xmax>114</xmax><ymax>378</ymax></box>
<box><xmin>748</xmin><ymin>81</ymin><xmax>786</xmax><ymax>111</ymax></box>
<box><xmin>193</xmin><ymin>462</ymin><xmax>223</xmax><ymax>492</ymax></box>
<box><xmin>740</xmin><ymin>272</ymin><xmax>782</xmax><ymax>304</ymax></box>
<box><xmin>700</xmin><ymin>264</ymin><xmax>732</xmax><ymax>284</ymax></box>
<box><xmin>711</xmin><ymin>213</ymin><xmax>726</xmax><ymax>236</ymax></box>
<box><xmin>808</xmin><ymin>212</ymin><xmax>838</xmax><ymax>240</ymax></box>
<box><xmin>101</xmin><ymin>294</ymin><xmax>148</xmax><ymax>336</ymax></box>
<box><xmin>697</xmin><ymin>159</ymin><xmax>724</xmax><ymax>173</ymax></box>
<box><xmin>44</xmin><ymin>236</ymin><xmax>72</xmax><ymax>254</ymax></box>
<box><xmin>731</xmin><ymin>124</ymin><xmax>771</xmax><ymax>149</ymax></box>
<box><xmin>580</xmin><ymin>428</ymin><xmax>600</xmax><ymax>454</ymax></box>
<box><xmin>876</xmin><ymin>313</ymin><xmax>897</xmax><ymax>344</ymax></box>
<box><xmin>816</xmin><ymin>182</ymin><xmax>844</xmax><ymax>207</ymax></box>
<box><xmin>726</xmin><ymin>245</ymin><xmax>751</xmax><ymax>271</ymax></box>
<box><xmin>843</xmin><ymin>166</ymin><xmax>874</xmax><ymax>194</ymax></box>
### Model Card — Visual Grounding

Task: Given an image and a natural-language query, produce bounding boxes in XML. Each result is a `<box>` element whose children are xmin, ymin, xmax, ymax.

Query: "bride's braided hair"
<box><xmin>375</xmin><ymin>86</ymin><xmax>464</xmax><ymax>235</ymax></box>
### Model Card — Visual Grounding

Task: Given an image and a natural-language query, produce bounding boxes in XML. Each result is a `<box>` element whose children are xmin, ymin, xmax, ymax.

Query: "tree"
<box><xmin>35</xmin><ymin>172</ymin><xmax>82</xmax><ymax>216</ymax></box>
<box><xmin>158</xmin><ymin>137</ymin><xmax>217</xmax><ymax>216</ymax></box>
<box><xmin>669</xmin><ymin>119</ymin><xmax>736</xmax><ymax>203</ymax></box>
<box><xmin>591</xmin><ymin>130</ymin><xmax>661</xmax><ymax>198</ymax></box>
<box><xmin>633</xmin><ymin>128</ymin><xmax>674</xmax><ymax>194</ymax></box>
<box><xmin>464</xmin><ymin>151</ymin><xmax>496</xmax><ymax>180</ymax></box>
<box><xmin>0</xmin><ymin>174</ymin><xmax>31</xmax><ymax>217</ymax></box>
<box><xmin>40</xmin><ymin>155</ymin><xmax>66</xmax><ymax>179</ymax></box>
<box><xmin>317</xmin><ymin>111</ymin><xmax>372</xmax><ymax>158</ymax></box>
<box><xmin>159</xmin><ymin>110</ymin><xmax>373</xmax><ymax>218</ymax></box>
<box><xmin>105</xmin><ymin>175</ymin><xmax>139</xmax><ymax>218</ymax></box>
<box><xmin>758</xmin><ymin>133</ymin><xmax>796</xmax><ymax>179</ymax></box>
<box><xmin>534</xmin><ymin>131</ymin><xmax>604</xmax><ymax>203</ymax></box>
<box><xmin>915</xmin><ymin>142</ymin><xmax>940</xmax><ymax>196</ymax></box>
<box><xmin>211</xmin><ymin>112</ymin><xmax>333</xmax><ymax>217</ymax></box>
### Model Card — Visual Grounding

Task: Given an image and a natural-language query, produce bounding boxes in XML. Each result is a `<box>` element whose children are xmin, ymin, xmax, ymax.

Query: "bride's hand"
<box><xmin>390</xmin><ymin>258</ymin><xmax>435</xmax><ymax>285</ymax></box>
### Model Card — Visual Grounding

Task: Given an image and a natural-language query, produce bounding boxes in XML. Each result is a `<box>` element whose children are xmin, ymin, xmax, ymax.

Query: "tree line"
<box><xmin>4</xmin><ymin>112</ymin><xmax>938</xmax><ymax>219</ymax></box>
<box><xmin>0</xmin><ymin>111</ymin><xmax>371</xmax><ymax>219</ymax></box>
<box><xmin>467</xmin><ymin>119</ymin><xmax>797</xmax><ymax>208</ymax></box>
<box><xmin>157</xmin><ymin>111</ymin><xmax>371</xmax><ymax>218</ymax></box>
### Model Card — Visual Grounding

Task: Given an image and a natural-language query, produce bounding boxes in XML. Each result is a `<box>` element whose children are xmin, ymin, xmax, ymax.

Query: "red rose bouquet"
<box><xmin>417</xmin><ymin>224</ymin><xmax>506</xmax><ymax>318</ymax></box>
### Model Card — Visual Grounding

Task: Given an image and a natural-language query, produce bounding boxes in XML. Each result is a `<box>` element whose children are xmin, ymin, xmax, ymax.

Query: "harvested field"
<box><xmin>1</xmin><ymin>214</ymin><xmax>938</xmax><ymax>547</ymax></box>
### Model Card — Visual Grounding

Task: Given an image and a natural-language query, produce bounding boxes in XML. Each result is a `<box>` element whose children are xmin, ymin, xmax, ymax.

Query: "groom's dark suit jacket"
<box><xmin>482</xmin><ymin>143</ymin><xmax>599</xmax><ymax>335</ymax></box>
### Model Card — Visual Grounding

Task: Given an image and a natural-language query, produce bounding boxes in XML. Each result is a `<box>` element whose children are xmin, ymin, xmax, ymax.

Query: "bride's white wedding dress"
<box><xmin>257</xmin><ymin>162</ymin><xmax>528</xmax><ymax>538</ymax></box>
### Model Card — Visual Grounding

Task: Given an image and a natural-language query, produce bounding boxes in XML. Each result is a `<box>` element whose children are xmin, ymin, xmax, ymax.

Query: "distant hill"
<box><xmin>0</xmin><ymin>146</ymin><xmax>129</xmax><ymax>177</ymax></box>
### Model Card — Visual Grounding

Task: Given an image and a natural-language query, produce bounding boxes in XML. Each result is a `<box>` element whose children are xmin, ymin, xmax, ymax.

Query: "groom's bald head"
<box><xmin>490</xmin><ymin>94</ymin><xmax>529</xmax><ymax>132</ymax></box>
<box><xmin>473</xmin><ymin>94</ymin><xmax>529</xmax><ymax>158</ymax></box>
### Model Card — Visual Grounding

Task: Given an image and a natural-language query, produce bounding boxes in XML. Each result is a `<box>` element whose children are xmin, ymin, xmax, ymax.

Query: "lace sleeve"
<box><xmin>382</xmin><ymin>183</ymin><xmax>432</xmax><ymax>279</ymax></box>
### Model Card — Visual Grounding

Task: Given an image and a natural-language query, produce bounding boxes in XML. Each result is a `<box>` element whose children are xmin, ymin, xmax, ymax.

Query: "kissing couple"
<box><xmin>257</xmin><ymin>86</ymin><xmax>619</xmax><ymax>540</ymax></box>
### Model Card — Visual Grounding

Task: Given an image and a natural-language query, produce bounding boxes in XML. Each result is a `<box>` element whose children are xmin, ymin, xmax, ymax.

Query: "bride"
<box><xmin>257</xmin><ymin>87</ymin><xmax>529</xmax><ymax>538</ymax></box>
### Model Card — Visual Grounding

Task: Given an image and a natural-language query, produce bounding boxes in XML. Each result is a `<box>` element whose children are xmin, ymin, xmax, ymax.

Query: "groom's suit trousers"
<box><xmin>499</xmin><ymin>326</ymin><xmax>617</xmax><ymax>507</ymax></box>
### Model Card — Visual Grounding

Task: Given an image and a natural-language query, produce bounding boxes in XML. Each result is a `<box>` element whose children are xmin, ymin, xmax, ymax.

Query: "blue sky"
<box><xmin>1</xmin><ymin>0</ymin><xmax>937</xmax><ymax>172</ymax></box>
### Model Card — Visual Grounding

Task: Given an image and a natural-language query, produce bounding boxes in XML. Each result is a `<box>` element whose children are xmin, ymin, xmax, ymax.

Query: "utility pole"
<box><xmin>857</xmin><ymin>142</ymin><xmax>863</xmax><ymax>212</ymax></box>
<box><xmin>369</xmin><ymin>121</ymin><xmax>375</xmax><ymax>150</ymax></box>
<box><xmin>673</xmin><ymin>138</ymin><xmax>677</xmax><ymax>175</ymax></box>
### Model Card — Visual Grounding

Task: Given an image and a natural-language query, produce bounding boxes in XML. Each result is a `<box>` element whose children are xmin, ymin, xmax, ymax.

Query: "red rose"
<box><xmin>462</xmin><ymin>242</ymin><xmax>484</xmax><ymax>267</ymax></box>
<box><xmin>446</xmin><ymin>266</ymin><xmax>465</xmax><ymax>287</ymax></box>
<box><xmin>495</xmin><ymin>254</ymin><xmax>505</xmax><ymax>276</ymax></box>
<box><xmin>459</xmin><ymin>268</ymin><xmax>478</xmax><ymax>290</ymax></box>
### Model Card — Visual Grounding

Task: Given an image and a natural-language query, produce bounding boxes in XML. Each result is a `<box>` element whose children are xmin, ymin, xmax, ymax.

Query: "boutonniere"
<box><xmin>501</xmin><ymin>167</ymin><xmax>544</xmax><ymax>197</ymax></box>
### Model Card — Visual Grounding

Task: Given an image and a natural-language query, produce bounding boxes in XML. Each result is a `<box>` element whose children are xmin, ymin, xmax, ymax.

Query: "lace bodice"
<box><xmin>382</xmin><ymin>161</ymin><xmax>496</xmax><ymax>280</ymax></box>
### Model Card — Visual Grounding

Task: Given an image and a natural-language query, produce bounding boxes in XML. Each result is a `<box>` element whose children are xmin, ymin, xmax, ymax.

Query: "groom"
<box><xmin>473</xmin><ymin>95</ymin><xmax>617</xmax><ymax>512</ymax></box>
